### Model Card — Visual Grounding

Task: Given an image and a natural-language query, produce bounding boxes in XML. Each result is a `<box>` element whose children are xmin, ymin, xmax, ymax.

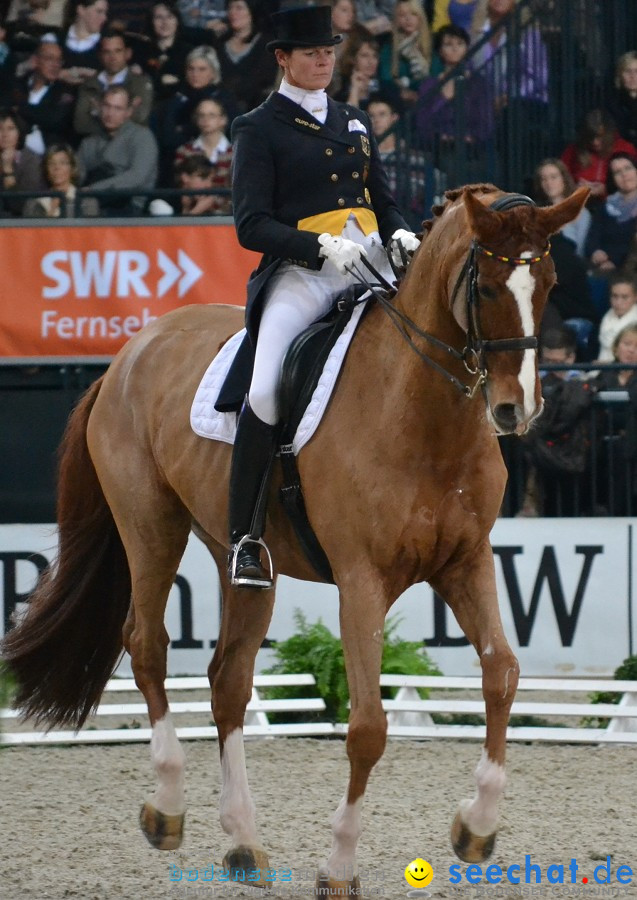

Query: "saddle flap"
<box><xmin>278</xmin><ymin>285</ymin><xmax>369</xmax><ymax>438</ymax></box>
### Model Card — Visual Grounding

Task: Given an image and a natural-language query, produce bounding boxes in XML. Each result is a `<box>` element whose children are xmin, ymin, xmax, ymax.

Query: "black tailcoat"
<box><xmin>215</xmin><ymin>91</ymin><xmax>410</xmax><ymax>412</ymax></box>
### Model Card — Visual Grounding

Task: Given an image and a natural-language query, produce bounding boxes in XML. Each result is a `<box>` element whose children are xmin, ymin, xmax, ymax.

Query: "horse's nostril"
<box><xmin>493</xmin><ymin>403</ymin><xmax>518</xmax><ymax>432</ymax></box>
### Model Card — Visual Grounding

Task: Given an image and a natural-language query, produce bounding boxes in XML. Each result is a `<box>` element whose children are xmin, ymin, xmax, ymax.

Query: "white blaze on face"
<box><xmin>506</xmin><ymin>256</ymin><xmax>537</xmax><ymax>418</ymax></box>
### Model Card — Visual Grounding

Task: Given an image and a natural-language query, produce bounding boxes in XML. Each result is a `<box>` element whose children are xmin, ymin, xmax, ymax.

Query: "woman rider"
<box><xmin>218</xmin><ymin>5</ymin><xmax>420</xmax><ymax>588</ymax></box>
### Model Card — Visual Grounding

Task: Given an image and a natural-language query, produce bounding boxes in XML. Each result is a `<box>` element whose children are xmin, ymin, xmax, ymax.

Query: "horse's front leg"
<box><xmin>432</xmin><ymin>540</ymin><xmax>519</xmax><ymax>863</ymax></box>
<box><xmin>317</xmin><ymin>575</ymin><xmax>388</xmax><ymax>897</ymax></box>
<box><xmin>208</xmin><ymin>557</ymin><xmax>276</xmax><ymax>886</ymax></box>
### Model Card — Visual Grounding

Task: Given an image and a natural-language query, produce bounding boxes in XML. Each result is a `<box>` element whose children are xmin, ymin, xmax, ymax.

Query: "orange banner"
<box><xmin>0</xmin><ymin>223</ymin><xmax>260</xmax><ymax>358</ymax></box>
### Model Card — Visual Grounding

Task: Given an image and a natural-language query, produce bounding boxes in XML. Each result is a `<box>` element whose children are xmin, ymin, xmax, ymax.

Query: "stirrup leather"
<box><xmin>229</xmin><ymin>535</ymin><xmax>274</xmax><ymax>588</ymax></box>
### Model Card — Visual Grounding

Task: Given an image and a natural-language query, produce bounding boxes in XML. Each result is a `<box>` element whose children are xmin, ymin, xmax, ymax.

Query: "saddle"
<box><xmin>276</xmin><ymin>284</ymin><xmax>370</xmax><ymax>582</ymax></box>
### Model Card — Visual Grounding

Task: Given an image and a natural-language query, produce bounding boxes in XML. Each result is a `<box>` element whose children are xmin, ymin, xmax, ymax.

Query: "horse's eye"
<box><xmin>480</xmin><ymin>284</ymin><xmax>497</xmax><ymax>301</ymax></box>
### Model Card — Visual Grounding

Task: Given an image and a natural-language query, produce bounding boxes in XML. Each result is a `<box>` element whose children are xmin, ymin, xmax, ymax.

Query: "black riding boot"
<box><xmin>228</xmin><ymin>398</ymin><xmax>278</xmax><ymax>589</ymax></box>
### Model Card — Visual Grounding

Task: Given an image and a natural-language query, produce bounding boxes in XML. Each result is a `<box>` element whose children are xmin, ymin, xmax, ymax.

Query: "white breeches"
<box><xmin>249</xmin><ymin>217</ymin><xmax>395</xmax><ymax>425</ymax></box>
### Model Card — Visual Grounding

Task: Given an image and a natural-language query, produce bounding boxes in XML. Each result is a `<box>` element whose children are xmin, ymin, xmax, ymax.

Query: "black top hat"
<box><xmin>266</xmin><ymin>6</ymin><xmax>343</xmax><ymax>52</ymax></box>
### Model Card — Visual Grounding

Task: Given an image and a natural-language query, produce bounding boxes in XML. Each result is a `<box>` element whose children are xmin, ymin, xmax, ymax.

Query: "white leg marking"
<box><xmin>149</xmin><ymin>713</ymin><xmax>186</xmax><ymax>815</ymax></box>
<box><xmin>323</xmin><ymin>795</ymin><xmax>363</xmax><ymax>880</ymax></box>
<box><xmin>506</xmin><ymin>260</ymin><xmax>537</xmax><ymax>418</ymax></box>
<box><xmin>219</xmin><ymin>728</ymin><xmax>259</xmax><ymax>846</ymax></box>
<box><xmin>459</xmin><ymin>749</ymin><xmax>506</xmax><ymax>836</ymax></box>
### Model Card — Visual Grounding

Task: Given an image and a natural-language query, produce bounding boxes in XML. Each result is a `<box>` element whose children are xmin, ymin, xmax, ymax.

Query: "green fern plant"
<box><xmin>584</xmin><ymin>655</ymin><xmax>637</xmax><ymax>727</ymax></box>
<box><xmin>263</xmin><ymin>610</ymin><xmax>441</xmax><ymax>723</ymax></box>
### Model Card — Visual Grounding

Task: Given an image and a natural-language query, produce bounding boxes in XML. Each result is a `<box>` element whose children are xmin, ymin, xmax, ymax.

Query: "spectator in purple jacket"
<box><xmin>417</xmin><ymin>24</ymin><xmax>492</xmax><ymax>183</ymax></box>
<box><xmin>470</xmin><ymin>0</ymin><xmax>549</xmax><ymax>107</ymax></box>
<box><xmin>470</xmin><ymin>0</ymin><xmax>550</xmax><ymax>178</ymax></box>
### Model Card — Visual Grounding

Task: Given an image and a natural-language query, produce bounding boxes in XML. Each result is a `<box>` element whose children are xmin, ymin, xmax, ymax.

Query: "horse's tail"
<box><xmin>1</xmin><ymin>377</ymin><xmax>131</xmax><ymax>730</ymax></box>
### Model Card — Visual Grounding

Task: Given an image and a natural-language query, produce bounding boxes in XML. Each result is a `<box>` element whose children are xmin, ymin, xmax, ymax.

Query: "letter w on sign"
<box><xmin>494</xmin><ymin>545</ymin><xmax>604</xmax><ymax>646</ymax></box>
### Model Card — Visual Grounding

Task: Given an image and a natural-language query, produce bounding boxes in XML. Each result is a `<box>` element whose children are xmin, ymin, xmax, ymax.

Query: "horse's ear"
<box><xmin>535</xmin><ymin>187</ymin><xmax>591</xmax><ymax>236</ymax></box>
<box><xmin>463</xmin><ymin>188</ymin><xmax>504</xmax><ymax>243</ymax></box>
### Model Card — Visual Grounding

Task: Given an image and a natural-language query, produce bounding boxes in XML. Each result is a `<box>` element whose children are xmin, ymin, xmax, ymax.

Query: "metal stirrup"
<box><xmin>230</xmin><ymin>535</ymin><xmax>274</xmax><ymax>586</ymax></box>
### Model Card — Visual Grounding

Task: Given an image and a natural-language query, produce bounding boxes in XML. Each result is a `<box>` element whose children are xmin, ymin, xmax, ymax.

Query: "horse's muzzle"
<box><xmin>490</xmin><ymin>401</ymin><xmax>542</xmax><ymax>435</ymax></box>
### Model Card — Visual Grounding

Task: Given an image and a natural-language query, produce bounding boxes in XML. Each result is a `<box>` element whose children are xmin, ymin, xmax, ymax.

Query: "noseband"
<box><xmin>348</xmin><ymin>193</ymin><xmax>551</xmax><ymax>397</ymax></box>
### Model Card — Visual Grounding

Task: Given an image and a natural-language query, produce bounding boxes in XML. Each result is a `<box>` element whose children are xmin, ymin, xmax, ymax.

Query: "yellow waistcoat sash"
<box><xmin>297</xmin><ymin>208</ymin><xmax>379</xmax><ymax>237</ymax></box>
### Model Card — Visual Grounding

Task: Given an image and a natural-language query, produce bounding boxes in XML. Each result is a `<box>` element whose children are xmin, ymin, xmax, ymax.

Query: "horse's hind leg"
<box><xmin>207</xmin><ymin>545</ymin><xmax>275</xmax><ymax>884</ymax></box>
<box><xmin>431</xmin><ymin>540</ymin><xmax>519</xmax><ymax>863</ymax></box>
<box><xmin>97</xmin><ymin>454</ymin><xmax>191</xmax><ymax>851</ymax></box>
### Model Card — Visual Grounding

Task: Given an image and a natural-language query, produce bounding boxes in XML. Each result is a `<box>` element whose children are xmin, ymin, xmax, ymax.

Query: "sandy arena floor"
<box><xmin>1</xmin><ymin>737</ymin><xmax>636</xmax><ymax>900</ymax></box>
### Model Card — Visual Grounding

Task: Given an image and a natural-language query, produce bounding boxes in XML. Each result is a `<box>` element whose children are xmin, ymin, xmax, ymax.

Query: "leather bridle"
<box><xmin>347</xmin><ymin>193</ymin><xmax>551</xmax><ymax>398</ymax></box>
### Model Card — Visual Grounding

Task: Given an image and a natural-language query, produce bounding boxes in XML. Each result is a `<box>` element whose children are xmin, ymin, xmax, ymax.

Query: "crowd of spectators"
<box><xmin>0</xmin><ymin>0</ymin><xmax>636</xmax><ymax>333</ymax></box>
<box><xmin>0</xmin><ymin>0</ymin><xmax>634</xmax><ymax>235</ymax></box>
<box><xmin>0</xmin><ymin>2</ymin><xmax>635</xmax><ymax>311</ymax></box>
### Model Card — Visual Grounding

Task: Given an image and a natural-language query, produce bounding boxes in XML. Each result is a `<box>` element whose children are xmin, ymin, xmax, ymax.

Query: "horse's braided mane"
<box><xmin>420</xmin><ymin>182</ymin><xmax>502</xmax><ymax>240</ymax></box>
<box><xmin>443</xmin><ymin>183</ymin><xmax>499</xmax><ymax>204</ymax></box>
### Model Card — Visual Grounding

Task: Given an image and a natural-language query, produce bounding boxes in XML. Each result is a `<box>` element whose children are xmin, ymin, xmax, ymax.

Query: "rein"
<box><xmin>346</xmin><ymin>194</ymin><xmax>550</xmax><ymax>398</ymax></box>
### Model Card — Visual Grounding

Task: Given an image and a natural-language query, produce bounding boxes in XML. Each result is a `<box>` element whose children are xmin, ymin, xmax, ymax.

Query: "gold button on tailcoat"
<box><xmin>331</xmin><ymin>174</ymin><xmax>338</xmax><ymax>182</ymax></box>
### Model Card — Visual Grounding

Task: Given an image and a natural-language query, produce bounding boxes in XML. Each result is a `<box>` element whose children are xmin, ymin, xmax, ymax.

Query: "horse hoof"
<box><xmin>314</xmin><ymin>871</ymin><xmax>363</xmax><ymax>896</ymax></box>
<box><xmin>223</xmin><ymin>845</ymin><xmax>270</xmax><ymax>887</ymax></box>
<box><xmin>450</xmin><ymin>811</ymin><xmax>496</xmax><ymax>863</ymax></box>
<box><xmin>139</xmin><ymin>801</ymin><xmax>184</xmax><ymax>851</ymax></box>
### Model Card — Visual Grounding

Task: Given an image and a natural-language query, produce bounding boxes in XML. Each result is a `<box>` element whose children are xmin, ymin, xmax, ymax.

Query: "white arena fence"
<box><xmin>2</xmin><ymin>674</ymin><xmax>637</xmax><ymax>746</ymax></box>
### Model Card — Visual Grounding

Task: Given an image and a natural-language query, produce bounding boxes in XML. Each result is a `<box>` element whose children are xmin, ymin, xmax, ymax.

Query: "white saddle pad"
<box><xmin>190</xmin><ymin>298</ymin><xmax>369</xmax><ymax>455</ymax></box>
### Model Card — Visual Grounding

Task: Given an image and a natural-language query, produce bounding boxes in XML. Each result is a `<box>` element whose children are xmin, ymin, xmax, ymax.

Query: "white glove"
<box><xmin>318</xmin><ymin>232</ymin><xmax>368</xmax><ymax>275</ymax></box>
<box><xmin>389</xmin><ymin>228</ymin><xmax>420</xmax><ymax>267</ymax></box>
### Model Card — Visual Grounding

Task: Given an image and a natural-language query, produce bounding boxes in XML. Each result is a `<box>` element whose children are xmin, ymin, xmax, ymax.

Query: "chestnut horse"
<box><xmin>3</xmin><ymin>185</ymin><xmax>586</xmax><ymax>896</ymax></box>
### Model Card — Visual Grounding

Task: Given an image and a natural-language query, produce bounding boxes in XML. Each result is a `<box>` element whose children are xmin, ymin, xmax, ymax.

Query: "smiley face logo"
<box><xmin>404</xmin><ymin>858</ymin><xmax>434</xmax><ymax>889</ymax></box>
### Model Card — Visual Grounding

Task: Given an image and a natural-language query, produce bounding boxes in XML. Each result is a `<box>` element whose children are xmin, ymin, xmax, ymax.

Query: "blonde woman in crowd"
<box><xmin>379</xmin><ymin>0</ymin><xmax>431</xmax><ymax>106</ymax></box>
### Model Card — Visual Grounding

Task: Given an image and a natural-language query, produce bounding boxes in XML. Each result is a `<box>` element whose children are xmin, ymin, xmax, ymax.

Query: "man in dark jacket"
<box><xmin>74</xmin><ymin>29</ymin><xmax>154</xmax><ymax>137</ymax></box>
<box><xmin>12</xmin><ymin>39</ymin><xmax>75</xmax><ymax>148</ymax></box>
<box><xmin>220</xmin><ymin>5</ymin><xmax>420</xmax><ymax>588</ymax></box>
